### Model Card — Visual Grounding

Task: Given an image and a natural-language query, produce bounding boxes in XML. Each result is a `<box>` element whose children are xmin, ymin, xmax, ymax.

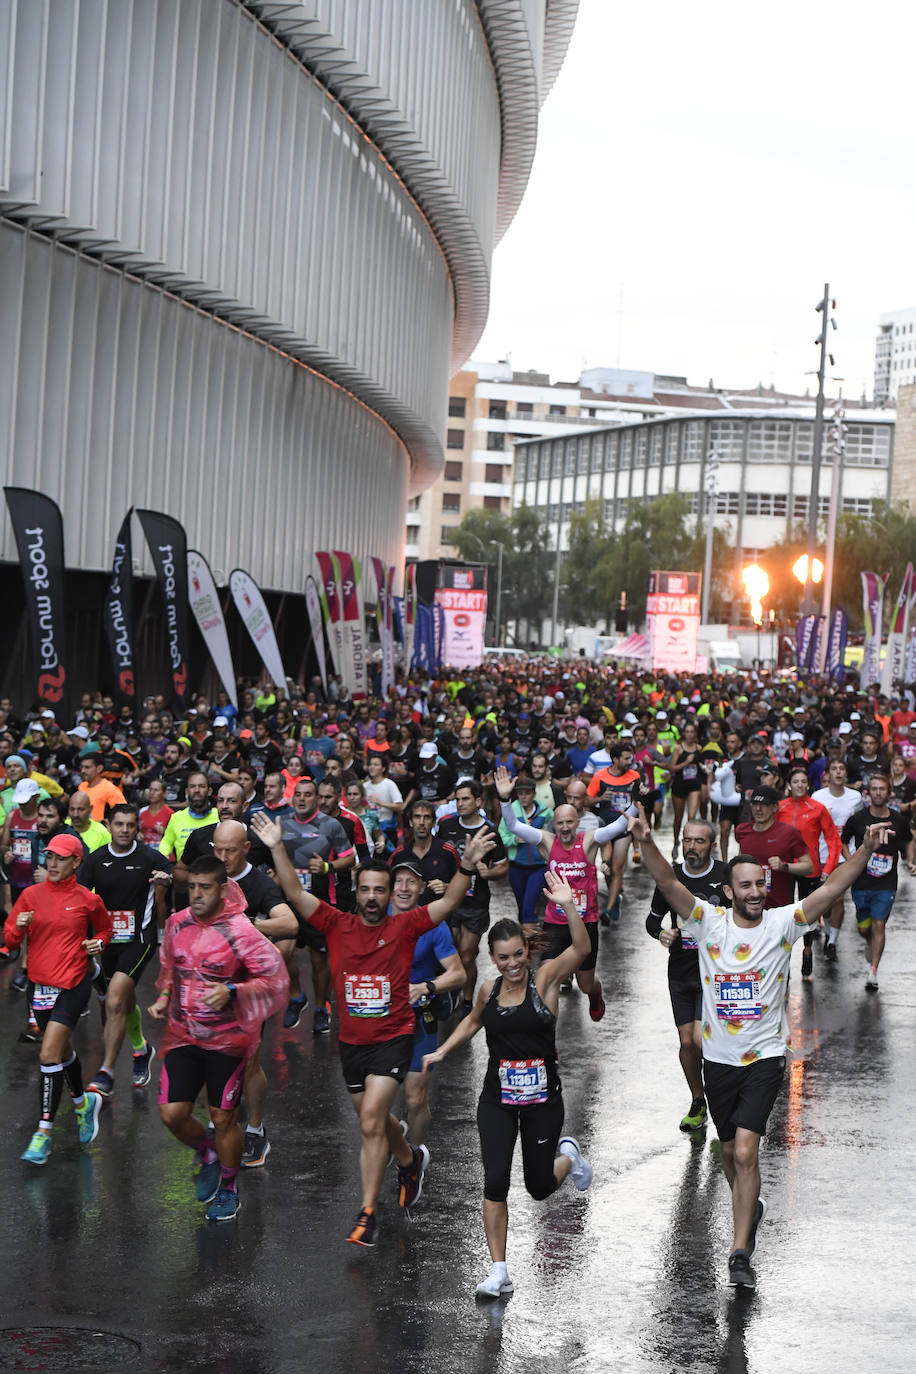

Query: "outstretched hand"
<box><xmin>543</xmin><ymin>868</ymin><xmax>574</xmax><ymax>908</ymax></box>
<box><xmin>251</xmin><ymin>812</ymin><xmax>283</xmax><ymax>849</ymax></box>
<box><xmin>494</xmin><ymin>766</ymin><xmax>515</xmax><ymax>801</ymax></box>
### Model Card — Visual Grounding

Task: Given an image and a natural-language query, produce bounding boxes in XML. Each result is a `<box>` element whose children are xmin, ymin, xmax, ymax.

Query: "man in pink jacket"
<box><xmin>148</xmin><ymin>856</ymin><xmax>287</xmax><ymax>1222</ymax></box>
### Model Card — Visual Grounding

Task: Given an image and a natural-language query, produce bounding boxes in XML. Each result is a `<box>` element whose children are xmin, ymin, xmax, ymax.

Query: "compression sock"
<box><xmin>61</xmin><ymin>1051</ymin><xmax>85</xmax><ymax>1100</ymax></box>
<box><xmin>40</xmin><ymin>1064</ymin><xmax>65</xmax><ymax>1126</ymax></box>
<box><xmin>125</xmin><ymin>1007</ymin><xmax>146</xmax><ymax>1052</ymax></box>
<box><xmin>220</xmin><ymin>1165</ymin><xmax>240</xmax><ymax>1192</ymax></box>
<box><xmin>196</xmin><ymin>1140</ymin><xmax>219</xmax><ymax>1166</ymax></box>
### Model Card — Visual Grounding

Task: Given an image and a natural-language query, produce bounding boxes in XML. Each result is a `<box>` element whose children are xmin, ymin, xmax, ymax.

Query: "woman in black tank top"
<box><xmin>423</xmin><ymin>871</ymin><xmax>595</xmax><ymax>1299</ymax></box>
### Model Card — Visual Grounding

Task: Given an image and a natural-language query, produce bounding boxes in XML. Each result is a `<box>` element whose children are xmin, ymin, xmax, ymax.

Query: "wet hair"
<box><xmin>189</xmin><ymin>856</ymin><xmax>227</xmax><ymax>884</ymax></box>
<box><xmin>683</xmin><ymin>817</ymin><xmax>716</xmax><ymax>843</ymax></box>
<box><xmin>455</xmin><ymin>778</ymin><xmax>482</xmax><ymax>800</ymax></box>
<box><xmin>355</xmin><ymin>859</ymin><xmax>392</xmax><ymax>887</ymax></box>
<box><xmin>488</xmin><ymin>917</ymin><xmax>547</xmax><ymax>957</ymax></box>
<box><xmin>38</xmin><ymin>796</ymin><xmax>67</xmax><ymax>820</ymax></box>
<box><xmin>319</xmin><ymin>774</ymin><xmax>342</xmax><ymax>797</ymax></box>
<box><xmin>725</xmin><ymin>853</ymin><xmax>765</xmax><ymax>885</ymax></box>
<box><xmin>108</xmin><ymin>803</ymin><xmax>139</xmax><ymax>821</ymax></box>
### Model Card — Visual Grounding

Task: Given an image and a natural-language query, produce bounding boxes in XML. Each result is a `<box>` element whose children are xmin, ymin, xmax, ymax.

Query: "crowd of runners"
<box><xmin>1</xmin><ymin>660</ymin><xmax>912</xmax><ymax>1294</ymax></box>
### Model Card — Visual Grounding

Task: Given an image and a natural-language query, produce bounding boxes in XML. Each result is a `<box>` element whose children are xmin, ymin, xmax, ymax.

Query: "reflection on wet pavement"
<box><xmin>1</xmin><ymin>824</ymin><xmax>913</xmax><ymax>1373</ymax></box>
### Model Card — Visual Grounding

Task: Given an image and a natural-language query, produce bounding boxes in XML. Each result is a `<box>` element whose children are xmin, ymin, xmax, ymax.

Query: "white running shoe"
<box><xmin>475</xmin><ymin>1265</ymin><xmax>514</xmax><ymax>1298</ymax></box>
<box><xmin>558</xmin><ymin>1136</ymin><xmax>593</xmax><ymax>1190</ymax></box>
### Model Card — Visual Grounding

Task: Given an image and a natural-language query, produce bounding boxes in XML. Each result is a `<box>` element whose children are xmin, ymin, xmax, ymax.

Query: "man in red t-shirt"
<box><xmin>735</xmin><ymin>786</ymin><xmax>812</xmax><ymax>908</ymax></box>
<box><xmin>252</xmin><ymin>810</ymin><xmax>494</xmax><ymax>1248</ymax></box>
<box><xmin>890</xmin><ymin>704</ymin><xmax>916</xmax><ymax>740</ymax></box>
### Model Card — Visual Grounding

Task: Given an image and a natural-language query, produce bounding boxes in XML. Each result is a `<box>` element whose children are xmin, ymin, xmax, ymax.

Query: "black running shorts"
<box><xmin>703</xmin><ymin>1055</ymin><xmax>786</xmax><ymax>1141</ymax></box>
<box><xmin>668</xmin><ymin>975</ymin><xmax>702</xmax><ymax>1027</ymax></box>
<box><xmin>542</xmin><ymin>921</ymin><xmax>599</xmax><ymax>973</ymax></box>
<box><xmin>339</xmin><ymin>1034</ymin><xmax>414</xmax><ymax>1094</ymax></box>
<box><xmin>100</xmin><ymin>939</ymin><xmax>156</xmax><ymax>985</ymax></box>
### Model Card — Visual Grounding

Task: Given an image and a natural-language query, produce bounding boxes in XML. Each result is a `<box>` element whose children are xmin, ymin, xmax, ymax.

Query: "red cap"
<box><xmin>45</xmin><ymin>833</ymin><xmax>84</xmax><ymax>859</ymax></box>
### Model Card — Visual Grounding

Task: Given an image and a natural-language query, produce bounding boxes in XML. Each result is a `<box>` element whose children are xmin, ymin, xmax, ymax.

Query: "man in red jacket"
<box><xmin>3</xmin><ymin>832</ymin><xmax>112</xmax><ymax>1166</ymax></box>
<box><xmin>777</xmin><ymin>768</ymin><xmax>842</xmax><ymax>980</ymax></box>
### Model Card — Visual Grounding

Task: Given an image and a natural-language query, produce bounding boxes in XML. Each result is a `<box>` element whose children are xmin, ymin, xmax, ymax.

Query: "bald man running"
<box><xmin>495</xmin><ymin>766</ymin><xmax>630</xmax><ymax>1020</ymax></box>
<box><xmin>211</xmin><ymin>820</ymin><xmax>303</xmax><ymax>1168</ymax></box>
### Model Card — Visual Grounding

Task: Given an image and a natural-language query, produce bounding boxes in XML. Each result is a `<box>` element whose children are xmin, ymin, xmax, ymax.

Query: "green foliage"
<box><xmin>451</xmin><ymin>504</ymin><xmax>553</xmax><ymax>640</ymax></box>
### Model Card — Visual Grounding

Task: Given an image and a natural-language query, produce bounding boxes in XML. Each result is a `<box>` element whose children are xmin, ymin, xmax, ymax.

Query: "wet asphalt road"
<box><xmin>1</xmin><ymin>821</ymin><xmax>914</xmax><ymax>1374</ymax></box>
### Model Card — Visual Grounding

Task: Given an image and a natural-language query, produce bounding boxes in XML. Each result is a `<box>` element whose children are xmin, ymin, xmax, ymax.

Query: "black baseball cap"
<box><xmin>750</xmin><ymin>786</ymin><xmax>779</xmax><ymax>805</ymax></box>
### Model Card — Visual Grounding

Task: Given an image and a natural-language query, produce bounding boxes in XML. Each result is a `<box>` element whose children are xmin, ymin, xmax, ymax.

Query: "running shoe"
<box><xmin>282</xmin><ymin>994</ymin><xmax>308</xmax><ymax>1029</ymax></box>
<box><xmin>747</xmin><ymin>1196</ymin><xmax>767</xmax><ymax>1261</ymax></box>
<box><xmin>75</xmin><ymin>1091</ymin><xmax>102</xmax><ymax>1146</ymax></box>
<box><xmin>21</xmin><ymin>1131</ymin><xmax>52</xmax><ymax>1165</ymax></box>
<box><xmin>801</xmin><ymin>946</ymin><xmax>813</xmax><ymax>980</ymax></box>
<box><xmin>132</xmin><ymin>1043</ymin><xmax>156</xmax><ymax>1089</ymax></box>
<box><xmin>205</xmin><ymin>1186</ymin><xmax>241</xmax><ymax>1222</ymax></box>
<box><xmin>558</xmin><ymin>1136</ymin><xmax>593</xmax><ymax>1190</ymax></box>
<box><xmin>679</xmin><ymin>1098</ymin><xmax>708</xmax><ymax>1132</ymax></box>
<box><xmin>17</xmin><ymin>1026</ymin><xmax>40</xmax><ymax>1044</ymax></box>
<box><xmin>598</xmin><ymin>910</ymin><xmax>610</xmax><ymax>928</ymax></box>
<box><xmin>10</xmin><ymin>967</ymin><xmax>28</xmax><ymax>992</ymax></box>
<box><xmin>865</xmin><ymin>967</ymin><xmax>879</xmax><ymax>991</ymax></box>
<box><xmin>88</xmin><ymin>1068</ymin><xmax>115</xmax><ymax>1098</ymax></box>
<box><xmin>313</xmin><ymin>1002</ymin><xmax>331</xmax><ymax>1035</ymax></box>
<box><xmin>397</xmin><ymin>1144</ymin><xmax>430</xmax><ymax>1208</ymax></box>
<box><xmin>609</xmin><ymin>896</ymin><xmax>621</xmax><ymax>922</ymax></box>
<box><xmin>475</xmin><ymin>1266</ymin><xmax>514</xmax><ymax>1298</ymax></box>
<box><xmin>825</xmin><ymin>942</ymin><xmax>838</xmax><ymax>963</ymax></box>
<box><xmin>242</xmin><ymin>1130</ymin><xmax>271</xmax><ymax>1168</ymax></box>
<box><xmin>195</xmin><ymin>1154</ymin><xmax>221</xmax><ymax>1202</ymax></box>
<box><xmin>727</xmin><ymin>1249</ymin><xmax>756</xmax><ymax>1289</ymax></box>
<box><xmin>588</xmin><ymin>980</ymin><xmax>606</xmax><ymax>1022</ymax></box>
<box><xmin>347</xmin><ymin>1207</ymin><xmax>377</xmax><ymax>1246</ymax></box>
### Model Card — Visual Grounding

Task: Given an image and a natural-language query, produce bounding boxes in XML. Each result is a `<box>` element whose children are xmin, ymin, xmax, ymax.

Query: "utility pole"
<box><xmin>820</xmin><ymin>398</ymin><xmax>847</xmax><ymax>630</ymax></box>
<box><xmin>701</xmin><ymin>445</ymin><xmax>720</xmax><ymax>624</ymax></box>
<box><xmin>803</xmin><ymin>284</ymin><xmax>836</xmax><ymax>615</ymax></box>
<box><xmin>549</xmin><ymin>528</ymin><xmax>562</xmax><ymax>649</ymax></box>
<box><xmin>493</xmin><ymin>540</ymin><xmax>504</xmax><ymax>647</ymax></box>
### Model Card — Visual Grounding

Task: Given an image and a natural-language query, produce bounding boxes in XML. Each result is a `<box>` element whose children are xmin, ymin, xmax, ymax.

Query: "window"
<box><xmin>792</xmin><ymin>495</ymin><xmax>830</xmax><ymax>519</ymax></box>
<box><xmin>794</xmin><ymin>424</ymin><xmax>813</xmax><ymax>463</ymax></box>
<box><xmin>649</xmin><ymin>429</ymin><xmax>663</xmax><ymax>465</ymax></box>
<box><xmin>603</xmin><ymin>499</ymin><xmax>614</xmax><ymax>522</ymax></box>
<box><xmin>744</xmin><ymin>492</ymin><xmax>788</xmax><ymax>516</ymax></box>
<box><xmin>715</xmin><ymin>491</ymin><xmax>741</xmax><ymax>515</ymax></box>
<box><xmin>619</xmin><ymin>432</ymin><xmax>632</xmax><ymax>469</ymax></box>
<box><xmin>682</xmin><ymin>420</ymin><xmax>704</xmax><ymax>462</ymax></box>
<box><xmin>709</xmin><ymin>420</ymin><xmax>745</xmax><ymax>460</ymax></box>
<box><xmin>448</xmin><ymin>396</ymin><xmax>466</xmax><ymax>418</ymax></box>
<box><xmin>665</xmin><ymin>425</ymin><xmax>679</xmax><ymax>464</ymax></box>
<box><xmin>408</xmin><ymin>496</ymin><xmax>421</xmax><ymax>511</ymax></box>
<box><xmin>845</xmin><ymin>425</ymin><xmax>891</xmax><ymax>467</ymax></box>
<box><xmin>747</xmin><ymin>421</ymin><xmax>792</xmax><ymax>463</ymax></box>
<box><xmin>548</xmin><ymin>503</ymin><xmax>559</xmax><ymax>520</ymax></box>
<box><xmin>577</xmin><ymin>438</ymin><xmax>590</xmax><ymax>474</ymax></box>
<box><xmin>447</xmin><ymin>428</ymin><xmax>464</xmax><ymax>449</ymax></box>
<box><xmin>482</xmin><ymin>496</ymin><xmax>500</xmax><ymax>510</ymax></box>
<box><xmin>549</xmin><ymin>404</ymin><xmax>567</xmax><ymax>415</ymax></box>
<box><xmin>485</xmin><ymin>463</ymin><xmax>504</xmax><ymax>483</ymax></box>
<box><xmin>551</xmin><ymin>443</ymin><xmax>563</xmax><ymax>477</ymax></box>
<box><xmin>514</xmin><ymin>453</ymin><xmax>526</xmax><ymax>482</ymax></box>
<box><xmin>489</xmin><ymin>399</ymin><xmax>507</xmax><ymax>420</ymax></box>
<box><xmin>841</xmin><ymin>497</ymin><xmax>874</xmax><ymax>516</ymax></box>
<box><xmin>444</xmin><ymin>460</ymin><xmax>463</xmax><ymax>481</ymax></box>
<box><xmin>565</xmin><ymin>442</ymin><xmax>577</xmax><ymax>476</ymax></box>
<box><xmin>487</xmin><ymin>431</ymin><xmax>505</xmax><ymax>451</ymax></box>
<box><xmin>634</xmin><ymin>431</ymin><xmax>648</xmax><ymax>467</ymax></box>
<box><xmin>440</xmin><ymin>525</ymin><xmax>455</xmax><ymax>544</ymax></box>
<box><xmin>441</xmin><ymin>494</ymin><xmax>461</xmax><ymax>513</ymax></box>
<box><xmin>539</xmin><ymin>448</ymin><xmax>550</xmax><ymax>479</ymax></box>
<box><xmin>515</xmin><ymin>401</ymin><xmax>533</xmax><ymax>416</ymax></box>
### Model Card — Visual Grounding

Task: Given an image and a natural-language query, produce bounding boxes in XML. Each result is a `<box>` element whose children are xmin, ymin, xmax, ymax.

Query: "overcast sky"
<box><xmin>474</xmin><ymin>0</ymin><xmax>916</xmax><ymax>400</ymax></box>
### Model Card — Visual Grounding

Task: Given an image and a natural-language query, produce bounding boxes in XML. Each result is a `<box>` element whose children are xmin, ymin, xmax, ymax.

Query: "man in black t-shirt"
<box><xmin>647</xmin><ymin>818</ymin><xmax>728</xmax><ymax>1134</ymax></box>
<box><xmin>411</xmin><ymin>743</ymin><xmax>455</xmax><ymax>804</ymax></box>
<box><xmin>436</xmin><ymin>780</ymin><xmax>507</xmax><ymax>1013</ymax></box>
<box><xmin>80</xmin><ymin>804</ymin><xmax>172</xmax><ymax>1098</ymax></box>
<box><xmin>842</xmin><ymin>773</ymin><xmax>915</xmax><ymax>992</ymax></box>
<box><xmin>389</xmin><ymin>800</ymin><xmax>460</xmax><ymax>905</ymax></box>
<box><xmin>212</xmin><ymin>820</ymin><xmax>309</xmax><ymax>1170</ymax></box>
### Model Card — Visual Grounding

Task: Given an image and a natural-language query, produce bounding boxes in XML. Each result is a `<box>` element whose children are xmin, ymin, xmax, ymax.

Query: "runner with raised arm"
<box><xmin>494</xmin><ymin>765</ymin><xmax>630</xmax><ymax>1020</ymax></box>
<box><xmin>630</xmin><ymin>804</ymin><xmax>892</xmax><ymax>1290</ymax></box>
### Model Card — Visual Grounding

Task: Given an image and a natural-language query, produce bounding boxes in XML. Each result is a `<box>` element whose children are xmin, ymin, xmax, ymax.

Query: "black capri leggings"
<box><xmin>477</xmin><ymin>1092</ymin><xmax>565</xmax><ymax>1203</ymax></box>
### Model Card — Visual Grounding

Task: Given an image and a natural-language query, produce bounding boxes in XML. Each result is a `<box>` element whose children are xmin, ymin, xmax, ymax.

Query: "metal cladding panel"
<box><xmin>245</xmin><ymin>0</ymin><xmax>502</xmax><ymax>366</ymax></box>
<box><xmin>0</xmin><ymin>0</ymin><xmax>451</xmax><ymax>485</ymax></box>
<box><xmin>0</xmin><ymin>223</ymin><xmax>408</xmax><ymax>590</ymax></box>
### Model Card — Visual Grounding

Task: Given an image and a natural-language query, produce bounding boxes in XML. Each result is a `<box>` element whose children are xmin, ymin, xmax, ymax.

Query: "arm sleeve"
<box><xmin>498</xmin><ymin>800</ymin><xmax>544</xmax><ymax>847</ymax></box>
<box><xmin>594</xmin><ymin>812</ymin><xmax>630</xmax><ymax>844</ymax></box>
<box><xmin>646</xmin><ymin>883</ymin><xmax>671</xmax><ymax>939</ymax></box>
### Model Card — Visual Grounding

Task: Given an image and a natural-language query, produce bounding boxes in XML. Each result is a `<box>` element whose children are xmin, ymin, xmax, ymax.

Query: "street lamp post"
<box><xmin>803</xmin><ymin>284</ymin><xmax>836</xmax><ymax>615</ymax></box>
<box><xmin>701</xmin><ymin>445</ymin><xmax>720</xmax><ymax>625</ymax></box>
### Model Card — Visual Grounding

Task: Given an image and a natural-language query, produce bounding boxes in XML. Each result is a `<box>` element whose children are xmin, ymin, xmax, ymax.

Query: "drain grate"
<box><xmin>0</xmin><ymin>1328</ymin><xmax>140</xmax><ymax>1369</ymax></box>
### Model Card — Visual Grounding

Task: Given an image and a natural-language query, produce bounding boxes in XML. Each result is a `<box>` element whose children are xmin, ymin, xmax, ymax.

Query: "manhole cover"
<box><xmin>0</xmin><ymin>1328</ymin><xmax>140</xmax><ymax>1369</ymax></box>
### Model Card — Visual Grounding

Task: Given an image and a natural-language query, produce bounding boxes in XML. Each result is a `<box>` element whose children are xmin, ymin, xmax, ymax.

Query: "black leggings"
<box><xmin>477</xmin><ymin>1092</ymin><xmax>565</xmax><ymax>1203</ymax></box>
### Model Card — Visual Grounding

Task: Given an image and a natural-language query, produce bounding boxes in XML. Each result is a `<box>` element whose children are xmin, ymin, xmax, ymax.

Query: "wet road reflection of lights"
<box><xmin>1</xmin><ymin>818</ymin><xmax>915</xmax><ymax>1372</ymax></box>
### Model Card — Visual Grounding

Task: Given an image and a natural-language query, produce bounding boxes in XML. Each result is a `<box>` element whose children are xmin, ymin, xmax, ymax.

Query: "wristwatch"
<box><xmin>425</xmin><ymin>979</ymin><xmax>437</xmax><ymax>997</ymax></box>
<box><xmin>225</xmin><ymin>982</ymin><xmax>238</xmax><ymax>1000</ymax></box>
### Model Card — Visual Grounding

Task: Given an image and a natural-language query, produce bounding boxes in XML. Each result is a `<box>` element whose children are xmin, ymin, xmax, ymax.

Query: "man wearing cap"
<box><xmin>77</xmin><ymin>750</ymin><xmax>126</xmax><ymax>822</ymax></box>
<box><xmin>2</xmin><ymin>778</ymin><xmax>43</xmax><ymax>904</ymax></box>
<box><xmin>389</xmin><ymin>856</ymin><xmax>464</xmax><ymax>1144</ymax></box>
<box><xmin>0</xmin><ymin>755</ymin><xmax>57</xmax><ymax>815</ymax></box>
<box><xmin>732</xmin><ymin>732</ymin><xmax>773</xmax><ymax>815</ymax></box>
<box><xmin>4</xmin><ymin>831</ymin><xmax>111</xmax><ymax>1166</ymax></box>
<box><xmin>409</xmin><ymin>741</ymin><xmax>455</xmax><ymax>806</ymax></box>
<box><xmin>735</xmin><ymin>787</ymin><xmax>811</xmax><ymax>909</ymax></box>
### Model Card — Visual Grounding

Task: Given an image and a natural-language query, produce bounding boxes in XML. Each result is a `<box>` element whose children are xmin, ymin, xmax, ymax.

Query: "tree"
<box><xmin>451</xmin><ymin>504</ymin><xmax>553</xmax><ymax>644</ymax></box>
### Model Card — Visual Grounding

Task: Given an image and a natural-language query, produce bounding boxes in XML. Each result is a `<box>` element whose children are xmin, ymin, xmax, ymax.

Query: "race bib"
<box><xmin>12</xmin><ymin>837</ymin><xmax>31</xmax><ymax>860</ymax></box>
<box><xmin>32</xmin><ymin>983</ymin><xmax>62</xmax><ymax>1011</ymax></box>
<box><xmin>571</xmin><ymin>888</ymin><xmax>588</xmax><ymax>917</ymax></box>
<box><xmin>682</xmin><ymin>765</ymin><xmax>698</xmax><ymax>780</ymax></box>
<box><xmin>499</xmin><ymin>1058</ymin><xmax>548</xmax><ymax>1106</ymax></box>
<box><xmin>715</xmin><ymin>971</ymin><xmax>762</xmax><ymax>1020</ymax></box>
<box><xmin>866</xmin><ymin>853</ymin><xmax>893</xmax><ymax>878</ymax></box>
<box><xmin>295</xmin><ymin>868</ymin><xmax>312</xmax><ymax>891</ymax></box>
<box><xmin>108</xmin><ymin>909</ymin><xmax>135</xmax><ymax>943</ymax></box>
<box><xmin>344</xmin><ymin>972</ymin><xmax>391</xmax><ymax>1018</ymax></box>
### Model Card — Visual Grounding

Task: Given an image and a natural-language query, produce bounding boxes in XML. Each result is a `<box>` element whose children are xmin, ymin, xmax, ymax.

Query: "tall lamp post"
<box><xmin>803</xmin><ymin>284</ymin><xmax>837</xmax><ymax>615</ymax></box>
<box><xmin>701</xmin><ymin>445</ymin><xmax>720</xmax><ymax>625</ymax></box>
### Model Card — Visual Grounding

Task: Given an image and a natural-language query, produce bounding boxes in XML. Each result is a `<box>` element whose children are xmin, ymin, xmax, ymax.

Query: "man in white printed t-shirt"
<box><xmin>811</xmin><ymin>758</ymin><xmax>863</xmax><ymax>960</ymax></box>
<box><xmin>630</xmin><ymin>805</ymin><xmax>890</xmax><ymax>1292</ymax></box>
